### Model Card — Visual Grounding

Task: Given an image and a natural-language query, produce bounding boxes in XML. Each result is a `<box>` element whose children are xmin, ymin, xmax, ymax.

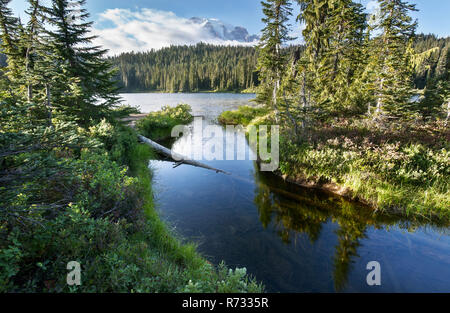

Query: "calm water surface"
<box><xmin>121</xmin><ymin>93</ymin><xmax>450</xmax><ymax>293</ymax></box>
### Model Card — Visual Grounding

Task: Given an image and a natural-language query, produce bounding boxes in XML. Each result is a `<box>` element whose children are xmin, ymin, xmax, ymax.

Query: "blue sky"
<box><xmin>8</xmin><ymin>0</ymin><xmax>450</xmax><ymax>55</ymax></box>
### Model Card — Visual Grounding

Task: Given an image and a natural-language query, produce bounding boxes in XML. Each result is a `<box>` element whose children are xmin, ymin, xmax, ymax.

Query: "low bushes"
<box><xmin>218</xmin><ymin>105</ymin><xmax>449</xmax><ymax>221</ymax></box>
<box><xmin>218</xmin><ymin>105</ymin><xmax>270</xmax><ymax>126</ymax></box>
<box><xmin>136</xmin><ymin>104</ymin><xmax>193</xmax><ymax>141</ymax></box>
<box><xmin>0</xmin><ymin>111</ymin><xmax>263</xmax><ymax>292</ymax></box>
<box><xmin>279</xmin><ymin>125</ymin><xmax>449</xmax><ymax>220</ymax></box>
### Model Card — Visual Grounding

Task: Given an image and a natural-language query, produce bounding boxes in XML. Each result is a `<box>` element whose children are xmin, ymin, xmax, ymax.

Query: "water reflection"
<box><xmin>133</xmin><ymin>93</ymin><xmax>450</xmax><ymax>293</ymax></box>
<box><xmin>253</xmin><ymin>168</ymin><xmax>448</xmax><ymax>291</ymax></box>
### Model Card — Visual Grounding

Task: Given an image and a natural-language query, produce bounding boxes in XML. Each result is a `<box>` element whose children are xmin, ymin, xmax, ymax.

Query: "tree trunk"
<box><xmin>46</xmin><ymin>84</ymin><xmax>53</xmax><ymax>126</ymax></box>
<box><xmin>137</xmin><ymin>135</ymin><xmax>229</xmax><ymax>174</ymax></box>
<box><xmin>283</xmin><ymin>92</ymin><xmax>299</xmax><ymax>136</ymax></box>
<box><xmin>25</xmin><ymin>1</ymin><xmax>40</xmax><ymax>103</ymax></box>
<box><xmin>301</xmin><ymin>73</ymin><xmax>308</xmax><ymax>129</ymax></box>
<box><xmin>375</xmin><ymin>77</ymin><xmax>384</xmax><ymax>116</ymax></box>
<box><xmin>446</xmin><ymin>99</ymin><xmax>450</xmax><ymax>126</ymax></box>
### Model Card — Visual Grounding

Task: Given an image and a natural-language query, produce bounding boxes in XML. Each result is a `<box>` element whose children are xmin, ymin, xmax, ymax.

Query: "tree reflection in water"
<box><xmin>253</xmin><ymin>167</ymin><xmax>445</xmax><ymax>291</ymax></box>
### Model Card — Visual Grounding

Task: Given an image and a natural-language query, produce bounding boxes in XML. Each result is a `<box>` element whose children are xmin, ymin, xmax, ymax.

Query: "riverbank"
<box><xmin>118</xmin><ymin>106</ymin><xmax>264</xmax><ymax>292</ymax></box>
<box><xmin>119</xmin><ymin>89</ymin><xmax>258</xmax><ymax>95</ymax></box>
<box><xmin>219</xmin><ymin>106</ymin><xmax>450</xmax><ymax>222</ymax></box>
<box><xmin>0</xmin><ymin>106</ymin><xmax>263</xmax><ymax>292</ymax></box>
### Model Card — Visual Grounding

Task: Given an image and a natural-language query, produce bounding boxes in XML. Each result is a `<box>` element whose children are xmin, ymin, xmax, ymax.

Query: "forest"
<box><xmin>110</xmin><ymin>36</ymin><xmax>449</xmax><ymax>93</ymax></box>
<box><xmin>0</xmin><ymin>0</ymin><xmax>261</xmax><ymax>292</ymax></box>
<box><xmin>109</xmin><ymin>44</ymin><xmax>260</xmax><ymax>93</ymax></box>
<box><xmin>220</xmin><ymin>0</ymin><xmax>449</xmax><ymax>220</ymax></box>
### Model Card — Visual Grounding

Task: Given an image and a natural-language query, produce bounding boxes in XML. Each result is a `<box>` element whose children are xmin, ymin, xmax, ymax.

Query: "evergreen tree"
<box><xmin>41</xmin><ymin>0</ymin><xmax>120</xmax><ymax>126</ymax></box>
<box><xmin>363</xmin><ymin>0</ymin><xmax>418</xmax><ymax>119</ymax></box>
<box><xmin>294</xmin><ymin>0</ymin><xmax>366</xmax><ymax>116</ymax></box>
<box><xmin>0</xmin><ymin>0</ymin><xmax>50</xmax><ymax>122</ymax></box>
<box><xmin>21</xmin><ymin>0</ymin><xmax>42</xmax><ymax>103</ymax></box>
<box><xmin>256</xmin><ymin>0</ymin><xmax>294</xmax><ymax>113</ymax></box>
<box><xmin>325</xmin><ymin>0</ymin><xmax>367</xmax><ymax>113</ymax></box>
<box><xmin>294</xmin><ymin>0</ymin><xmax>329</xmax><ymax>113</ymax></box>
<box><xmin>0</xmin><ymin>0</ymin><xmax>21</xmax><ymax>96</ymax></box>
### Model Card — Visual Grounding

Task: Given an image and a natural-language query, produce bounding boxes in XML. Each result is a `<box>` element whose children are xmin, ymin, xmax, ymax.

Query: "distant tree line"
<box><xmin>109</xmin><ymin>43</ymin><xmax>260</xmax><ymax>93</ymax></box>
<box><xmin>412</xmin><ymin>34</ymin><xmax>450</xmax><ymax>89</ymax></box>
<box><xmin>109</xmin><ymin>35</ymin><xmax>448</xmax><ymax>94</ymax></box>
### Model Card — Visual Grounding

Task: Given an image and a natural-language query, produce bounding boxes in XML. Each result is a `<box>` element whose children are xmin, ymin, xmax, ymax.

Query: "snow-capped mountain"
<box><xmin>189</xmin><ymin>17</ymin><xmax>259</xmax><ymax>43</ymax></box>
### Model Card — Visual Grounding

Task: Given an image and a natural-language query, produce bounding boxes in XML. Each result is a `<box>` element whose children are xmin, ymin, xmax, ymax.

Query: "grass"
<box><xmin>0</xmin><ymin>108</ymin><xmax>264</xmax><ymax>292</ymax></box>
<box><xmin>218</xmin><ymin>105</ymin><xmax>270</xmax><ymax>126</ymax></box>
<box><xmin>219</xmin><ymin>106</ymin><xmax>450</xmax><ymax>222</ymax></box>
<box><xmin>136</xmin><ymin>104</ymin><xmax>193</xmax><ymax>141</ymax></box>
<box><xmin>279</xmin><ymin>139</ymin><xmax>449</xmax><ymax>221</ymax></box>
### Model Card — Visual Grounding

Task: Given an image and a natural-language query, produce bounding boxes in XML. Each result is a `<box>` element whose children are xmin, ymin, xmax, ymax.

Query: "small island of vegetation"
<box><xmin>220</xmin><ymin>0</ymin><xmax>449</xmax><ymax>221</ymax></box>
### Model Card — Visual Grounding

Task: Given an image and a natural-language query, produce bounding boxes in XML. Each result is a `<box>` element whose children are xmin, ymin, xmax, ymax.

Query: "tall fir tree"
<box><xmin>41</xmin><ymin>0</ymin><xmax>120</xmax><ymax>125</ymax></box>
<box><xmin>295</xmin><ymin>0</ymin><xmax>329</xmax><ymax>113</ymax></box>
<box><xmin>20</xmin><ymin>0</ymin><xmax>42</xmax><ymax>103</ymax></box>
<box><xmin>363</xmin><ymin>0</ymin><xmax>417</xmax><ymax>119</ymax></box>
<box><xmin>325</xmin><ymin>0</ymin><xmax>367</xmax><ymax>113</ymax></box>
<box><xmin>256</xmin><ymin>0</ymin><xmax>294</xmax><ymax>114</ymax></box>
<box><xmin>0</xmin><ymin>0</ymin><xmax>22</xmax><ymax>97</ymax></box>
<box><xmin>294</xmin><ymin>0</ymin><xmax>366</xmax><ymax>116</ymax></box>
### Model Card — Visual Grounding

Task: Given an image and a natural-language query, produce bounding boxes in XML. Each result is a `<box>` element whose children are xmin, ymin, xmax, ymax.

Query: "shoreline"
<box><xmin>271</xmin><ymin>168</ymin><xmax>447</xmax><ymax>223</ymax></box>
<box><xmin>130</xmin><ymin>109</ymin><xmax>447</xmax><ymax>224</ymax></box>
<box><xmin>119</xmin><ymin>90</ymin><xmax>257</xmax><ymax>95</ymax></box>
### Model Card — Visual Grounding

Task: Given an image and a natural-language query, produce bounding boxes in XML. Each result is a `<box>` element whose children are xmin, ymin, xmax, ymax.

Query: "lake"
<box><xmin>120</xmin><ymin>92</ymin><xmax>450</xmax><ymax>293</ymax></box>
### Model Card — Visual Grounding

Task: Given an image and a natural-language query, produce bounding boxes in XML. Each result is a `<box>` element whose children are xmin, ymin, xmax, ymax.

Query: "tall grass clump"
<box><xmin>136</xmin><ymin>104</ymin><xmax>193</xmax><ymax>141</ymax></box>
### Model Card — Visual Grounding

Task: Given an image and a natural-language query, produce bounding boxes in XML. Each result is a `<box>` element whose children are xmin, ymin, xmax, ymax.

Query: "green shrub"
<box><xmin>218</xmin><ymin>105</ymin><xmax>270</xmax><ymax>126</ymax></box>
<box><xmin>136</xmin><ymin>104</ymin><xmax>193</xmax><ymax>141</ymax></box>
<box><xmin>279</xmin><ymin>137</ymin><xmax>449</xmax><ymax>220</ymax></box>
<box><xmin>0</xmin><ymin>109</ymin><xmax>264</xmax><ymax>293</ymax></box>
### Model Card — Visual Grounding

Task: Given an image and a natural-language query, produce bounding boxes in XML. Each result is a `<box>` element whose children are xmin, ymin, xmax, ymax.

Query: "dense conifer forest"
<box><xmin>109</xmin><ymin>44</ymin><xmax>260</xmax><ymax>93</ymax></box>
<box><xmin>109</xmin><ymin>36</ymin><xmax>448</xmax><ymax>93</ymax></box>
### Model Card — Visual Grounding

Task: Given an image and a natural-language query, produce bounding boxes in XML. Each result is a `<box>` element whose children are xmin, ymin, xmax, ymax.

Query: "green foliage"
<box><xmin>362</xmin><ymin>0</ymin><xmax>418</xmax><ymax>118</ymax></box>
<box><xmin>0</xmin><ymin>0</ymin><xmax>263</xmax><ymax>292</ymax></box>
<box><xmin>218</xmin><ymin>105</ymin><xmax>270</xmax><ymax>126</ymax></box>
<box><xmin>110</xmin><ymin>43</ymin><xmax>259</xmax><ymax>93</ymax></box>
<box><xmin>1</xmin><ymin>102</ymin><xmax>262</xmax><ymax>292</ymax></box>
<box><xmin>136</xmin><ymin>104</ymin><xmax>193</xmax><ymax>141</ymax></box>
<box><xmin>278</xmin><ymin>121</ymin><xmax>449</xmax><ymax>219</ymax></box>
<box><xmin>0</xmin><ymin>0</ymin><xmax>121</xmax><ymax>127</ymax></box>
<box><xmin>249</xmin><ymin>0</ymin><xmax>449</xmax><ymax>220</ymax></box>
<box><xmin>40</xmin><ymin>0</ymin><xmax>121</xmax><ymax>125</ymax></box>
<box><xmin>182</xmin><ymin>263</ymin><xmax>262</xmax><ymax>293</ymax></box>
<box><xmin>289</xmin><ymin>0</ymin><xmax>367</xmax><ymax>116</ymax></box>
<box><xmin>412</xmin><ymin>34</ymin><xmax>450</xmax><ymax>89</ymax></box>
<box><xmin>256</xmin><ymin>0</ymin><xmax>293</xmax><ymax>108</ymax></box>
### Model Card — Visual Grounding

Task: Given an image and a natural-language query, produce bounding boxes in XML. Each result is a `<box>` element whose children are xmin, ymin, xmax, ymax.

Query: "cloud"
<box><xmin>91</xmin><ymin>8</ymin><xmax>258</xmax><ymax>56</ymax></box>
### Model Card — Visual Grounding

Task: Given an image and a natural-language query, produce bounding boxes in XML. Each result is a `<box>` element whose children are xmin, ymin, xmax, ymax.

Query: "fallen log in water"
<box><xmin>138</xmin><ymin>135</ymin><xmax>229</xmax><ymax>175</ymax></box>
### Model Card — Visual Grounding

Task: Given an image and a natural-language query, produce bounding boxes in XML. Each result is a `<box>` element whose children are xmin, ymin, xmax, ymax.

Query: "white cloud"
<box><xmin>91</xmin><ymin>8</ymin><xmax>258</xmax><ymax>56</ymax></box>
